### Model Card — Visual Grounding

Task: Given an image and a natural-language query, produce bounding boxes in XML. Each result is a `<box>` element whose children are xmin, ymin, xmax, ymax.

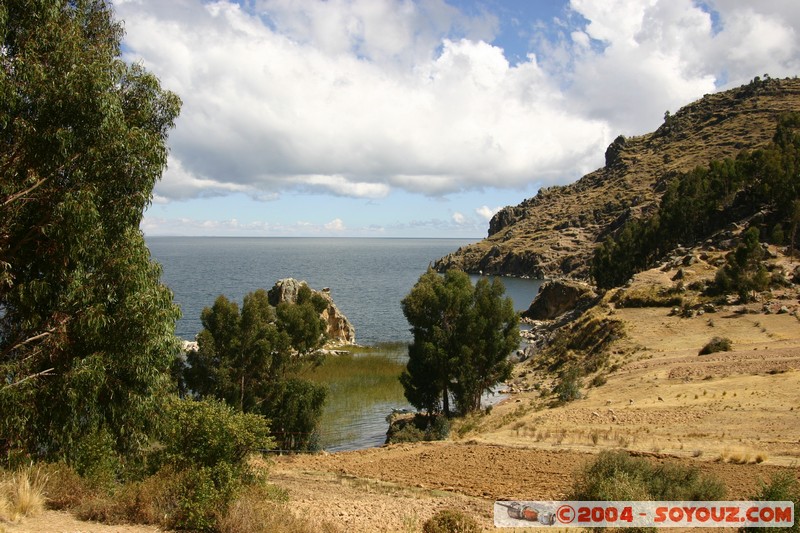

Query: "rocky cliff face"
<box><xmin>523</xmin><ymin>280</ymin><xmax>597</xmax><ymax>321</ymax></box>
<box><xmin>268</xmin><ymin>278</ymin><xmax>356</xmax><ymax>346</ymax></box>
<box><xmin>434</xmin><ymin>77</ymin><xmax>800</xmax><ymax>280</ymax></box>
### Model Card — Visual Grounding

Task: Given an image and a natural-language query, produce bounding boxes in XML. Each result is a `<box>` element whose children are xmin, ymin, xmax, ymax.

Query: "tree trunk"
<box><xmin>240</xmin><ymin>374</ymin><xmax>245</xmax><ymax>411</ymax></box>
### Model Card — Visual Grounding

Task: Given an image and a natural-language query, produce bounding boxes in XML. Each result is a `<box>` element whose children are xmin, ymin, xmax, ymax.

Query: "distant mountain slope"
<box><xmin>434</xmin><ymin>77</ymin><xmax>800</xmax><ymax>280</ymax></box>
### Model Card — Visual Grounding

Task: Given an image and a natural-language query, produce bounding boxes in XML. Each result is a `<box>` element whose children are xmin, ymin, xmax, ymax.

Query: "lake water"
<box><xmin>146</xmin><ymin>237</ymin><xmax>543</xmax><ymax>450</ymax></box>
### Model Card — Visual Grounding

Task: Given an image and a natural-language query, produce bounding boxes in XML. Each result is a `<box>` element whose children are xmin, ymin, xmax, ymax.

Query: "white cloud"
<box><xmin>116</xmin><ymin>0</ymin><xmax>610</xmax><ymax>203</ymax></box>
<box><xmin>290</xmin><ymin>175</ymin><xmax>391</xmax><ymax>198</ymax></box>
<box><xmin>476</xmin><ymin>205</ymin><xmax>501</xmax><ymax>221</ymax></box>
<box><xmin>549</xmin><ymin>0</ymin><xmax>800</xmax><ymax>134</ymax></box>
<box><xmin>324</xmin><ymin>218</ymin><xmax>346</xmax><ymax>231</ymax></box>
<box><xmin>141</xmin><ymin>215</ymin><xmax>351</xmax><ymax>235</ymax></box>
<box><xmin>116</xmin><ymin>0</ymin><xmax>800</xmax><ymax>206</ymax></box>
<box><xmin>452</xmin><ymin>211</ymin><xmax>466</xmax><ymax>224</ymax></box>
<box><xmin>556</xmin><ymin>0</ymin><xmax>717</xmax><ymax>133</ymax></box>
<box><xmin>141</xmin><ymin>212</ymin><xmax>490</xmax><ymax>237</ymax></box>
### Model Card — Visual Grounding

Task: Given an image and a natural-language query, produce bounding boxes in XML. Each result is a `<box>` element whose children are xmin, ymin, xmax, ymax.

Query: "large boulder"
<box><xmin>268</xmin><ymin>278</ymin><xmax>356</xmax><ymax>346</ymax></box>
<box><xmin>523</xmin><ymin>280</ymin><xmax>597</xmax><ymax>320</ymax></box>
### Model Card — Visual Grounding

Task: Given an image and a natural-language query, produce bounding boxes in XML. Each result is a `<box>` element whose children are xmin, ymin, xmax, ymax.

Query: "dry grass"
<box><xmin>717</xmin><ymin>448</ymin><xmax>771</xmax><ymax>465</ymax></box>
<box><xmin>0</xmin><ymin>467</ymin><xmax>47</xmax><ymax>523</ymax></box>
<box><xmin>218</xmin><ymin>484</ymin><xmax>341</xmax><ymax>533</ymax></box>
<box><xmin>36</xmin><ymin>463</ymin><xmax>91</xmax><ymax>511</ymax></box>
<box><xmin>1</xmin><ymin>459</ymin><xmax>341</xmax><ymax>533</ymax></box>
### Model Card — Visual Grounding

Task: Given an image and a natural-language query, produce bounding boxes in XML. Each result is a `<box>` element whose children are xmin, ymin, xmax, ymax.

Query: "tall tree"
<box><xmin>0</xmin><ymin>0</ymin><xmax>181</xmax><ymax>465</ymax></box>
<box><xmin>184</xmin><ymin>289</ymin><xmax>328</xmax><ymax>451</ymax></box>
<box><xmin>401</xmin><ymin>269</ymin><xmax>518</xmax><ymax>417</ymax></box>
<box><xmin>453</xmin><ymin>277</ymin><xmax>518</xmax><ymax>413</ymax></box>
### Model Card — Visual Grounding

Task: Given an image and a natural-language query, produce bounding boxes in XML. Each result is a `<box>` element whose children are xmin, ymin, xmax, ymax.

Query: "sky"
<box><xmin>113</xmin><ymin>0</ymin><xmax>800</xmax><ymax>238</ymax></box>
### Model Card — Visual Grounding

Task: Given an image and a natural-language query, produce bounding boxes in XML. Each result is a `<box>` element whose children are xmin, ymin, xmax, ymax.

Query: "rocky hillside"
<box><xmin>434</xmin><ymin>77</ymin><xmax>800</xmax><ymax>280</ymax></box>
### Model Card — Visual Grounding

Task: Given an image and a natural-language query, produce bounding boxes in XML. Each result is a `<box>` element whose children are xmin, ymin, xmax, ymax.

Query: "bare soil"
<box><xmin>270</xmin><ymin>442</ymin><xmax>797</xmax><ymax>532</ymax></box>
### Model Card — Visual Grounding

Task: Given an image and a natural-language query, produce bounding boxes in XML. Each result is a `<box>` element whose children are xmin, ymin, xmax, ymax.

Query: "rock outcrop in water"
<box><xmin>268</xmin><ymin>278</ymin><xmax>356</xmax><ymax>346</ymax></box>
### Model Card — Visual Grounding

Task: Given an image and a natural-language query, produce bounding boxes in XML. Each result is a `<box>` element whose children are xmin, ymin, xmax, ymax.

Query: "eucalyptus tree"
<box><xmin>401</xmin><ymin>269</ymin><xmax>518</xmax><ymax>417</ymax></box>
<box><xmin>0</xmin><ymin>0</ymin><xmax>181</xmax><ymax>465</ymax></box>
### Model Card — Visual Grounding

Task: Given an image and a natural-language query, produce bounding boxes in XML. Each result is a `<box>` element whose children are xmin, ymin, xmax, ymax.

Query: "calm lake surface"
<box><xmin>147</xmin><ymin>237</ymin><xmax>543</xmax><ymax>450</ymax></box>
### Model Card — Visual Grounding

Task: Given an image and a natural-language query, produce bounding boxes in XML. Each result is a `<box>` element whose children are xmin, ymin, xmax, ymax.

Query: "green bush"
<box><xmin>570</xmin><ymin>452</ymin><xmax>726</xmax><ymax>533</ymax></box>
<box><xmin>553</xmin><ymin>367</ymin><xmax>583</xmax><ymax>403</ymax></box>
<box><xmin>422</xmin><ymin>509</ymin><xmax>480</xmax><ymax>533</ymax></box>
<box><xmin>389</xmin><ymin>424</ymin><xmax>426</xmax><ymax>444</ymax></box>
<box><xmin>571</xmin><ymin>451</ymin><xmax>726</xmax><ymax>502</ymax></box>
<box><xmin>714</xmin><ymin>228</ymin><xmax>770</xmax><ymax>302</ymax></box>
<box><xmin>37</xmin><ymin>399</ymin><xmax>277</xmax><ymax>531</ymax></box>
<box><xmin>69</xmin><ymin>428</ymin><xmax>122</xmax><ymax>489</ymax></box>
<box><xmin>590</xmin><ymin>374</ymin><xmax>608</xmax><ymax>387</ymax></box>
<box><xmin>427</xmin><ymin>415</ymin><xmax>451</xmax><ymax>440</ymax></box>
<box><xmin>386</xmin><ymin>414</ymin><xmax>451</xmax><ymax>444</ymax></box>
<box><xmin>771</xmin><ymin>223</ymin><xmax>785</xmax><ymax>245</ymax></box>
<box><xmin>742</xmin><ymin>472</ymin><xmax>800</xmax><ymax>533</ymax></box>
<box><xmin>161</xmin><ymin>398</ymin><xmax>273</xmax><ymax>471</ymax></box>
<box><xmin>699</xmin><ymin>336</ymin><xmax>733</xmax><ymax>355</ymax></box>
<box><xmin>174</xmin><ymin>465</ymin><xmax>237</xmax><ymax>532</ymax></box>
<box><xmin>155</xmin><ymin>398</ymin><xmax>273</xmax><ymax>530</ymax></box>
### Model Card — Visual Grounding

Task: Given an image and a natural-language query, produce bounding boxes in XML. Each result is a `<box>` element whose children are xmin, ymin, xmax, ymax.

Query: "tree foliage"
<box><xmin>182</xmin><ymin>289</ymin><xmax>328</xmax><ymax>451</ymax></box>
<box><xmin>0</xmin><ymin>0</ymin><xmax>181</xmax><ymax>466</ymax></box>
<box><xmin>714</xmin><ymin>227</ymin><xmax>770</xmax><ymax>301</ymax></box>
<box><xmin>592</xmin><ymin>113</ymin><xmax>800</xmax><ymax>289</ymax></box>
<box><xmin>154</xmin><ymin>397</ymin><xmax>274</xmax><ymax>531</ymax></box>
<box><xmin>401</xmin><ymin>269</ymin><xmax>518</xmax><ymax>417</ymax></box>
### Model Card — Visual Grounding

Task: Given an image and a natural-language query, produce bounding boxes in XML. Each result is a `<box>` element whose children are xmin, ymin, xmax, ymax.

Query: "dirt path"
<box><xmin>1</xmin><ymin>511</ymin><xmax>164</xmax><ymax>533</ymax></box>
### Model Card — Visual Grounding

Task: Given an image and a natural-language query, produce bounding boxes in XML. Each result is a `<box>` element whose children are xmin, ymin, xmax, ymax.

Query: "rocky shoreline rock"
<box><xmin>268</xmin><ymin>278</ymin><xmax>356</xmax><ymax>346</ymax></box>
<box><xmin>522</xmin><ymin>279</ymin><xmax>598</xmax><ymax>321</ymax></box>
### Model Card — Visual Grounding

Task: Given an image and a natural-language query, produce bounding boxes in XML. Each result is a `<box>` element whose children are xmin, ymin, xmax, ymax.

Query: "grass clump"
<box><xmin>422</xmin><ymin>509</ymin><xmax>480</xmax><ymax>533</ymax></box>
<box><xmin>217</xmin><ymin>483</ymin><xmax>340</xmax><ymax>533</ymax></box>
<box><xmin>699</xmin><ymin>336</ymin><xmax>733</xmax><ymax>355</ymax></box>
<box><xmin>0</xmin><ymin>467</ymin><xmax>47</xmax><ymax>522</ymax></box>
<box><xmin>613</xmin><ymin>286</ymin><xmax>683</xmax><ymax>308</ymax></box>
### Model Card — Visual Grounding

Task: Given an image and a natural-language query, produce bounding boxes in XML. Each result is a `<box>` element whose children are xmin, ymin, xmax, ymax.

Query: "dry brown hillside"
<box><xmin>434</xmin><ymin>76</ymin><xmax>800</xmax><ymax>280</ymax></box>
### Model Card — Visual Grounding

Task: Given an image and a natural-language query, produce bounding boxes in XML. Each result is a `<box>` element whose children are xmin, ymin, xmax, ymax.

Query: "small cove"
<box><xmin>147</xmin><ymin>237</ymin><xmax>543</xmax><ymax>450</ymax></box>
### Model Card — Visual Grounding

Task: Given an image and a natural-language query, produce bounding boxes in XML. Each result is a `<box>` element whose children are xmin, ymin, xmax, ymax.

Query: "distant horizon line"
<box><xmin>144</xmin><ymin>234</ymin><xmax>484</xmax><ymax>240</ymax></box>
